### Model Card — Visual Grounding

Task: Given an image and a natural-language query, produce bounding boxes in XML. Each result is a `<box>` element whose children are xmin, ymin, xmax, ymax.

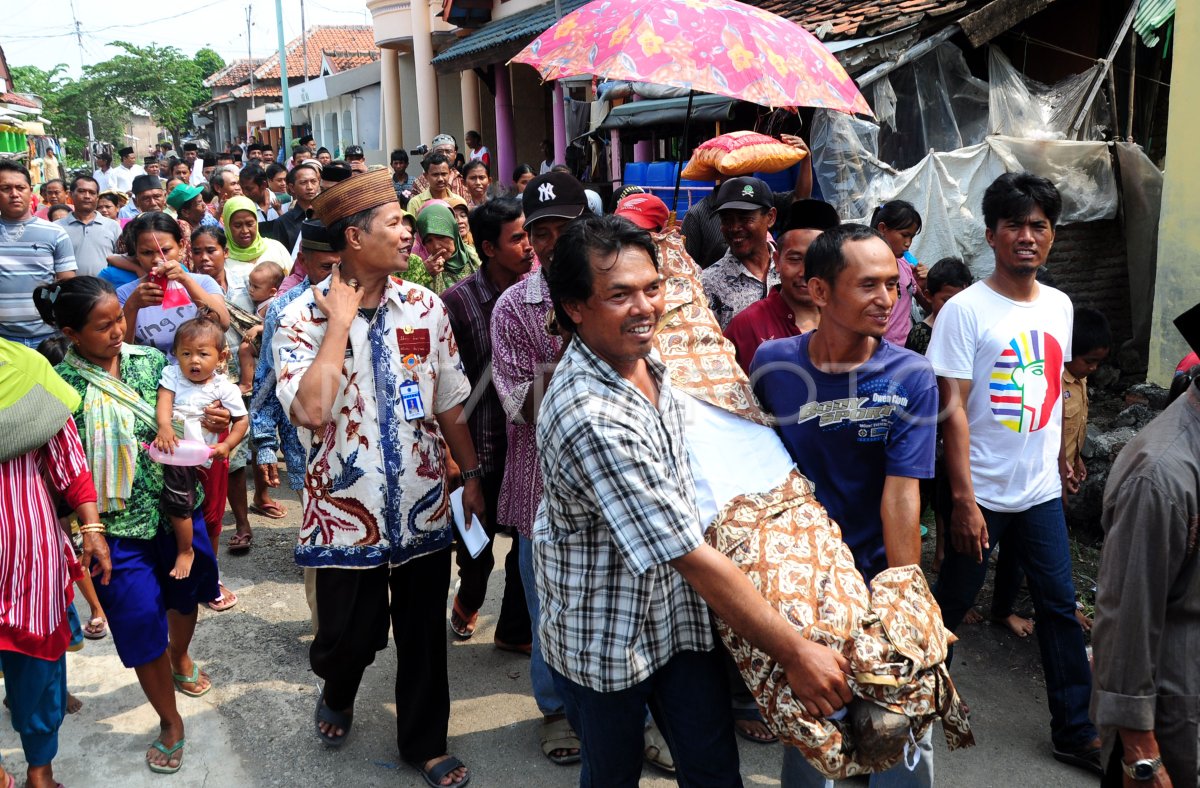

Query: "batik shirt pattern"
<box><xmin>273</xmin><ymin>277</ymin><xmax>470</xmax><ymax>568</ymax></box>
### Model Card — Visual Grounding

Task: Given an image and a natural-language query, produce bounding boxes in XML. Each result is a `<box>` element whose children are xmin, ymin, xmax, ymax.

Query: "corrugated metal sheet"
<box><xmin>1135</xmin><ymin>0</ymin><xmax>1175</xmax><ymax>46</ymax></box>
<box><xmin>431</xmin><ymin>0</ymin><xmax>591</xmax><ymax>72</ymax></box>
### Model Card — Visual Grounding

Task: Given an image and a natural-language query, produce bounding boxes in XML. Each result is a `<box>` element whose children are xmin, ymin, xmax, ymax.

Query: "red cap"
<box><xmin>616</xmin><ymin>193</ymin><xmax>669</xmax><ymax>232</ymax></box>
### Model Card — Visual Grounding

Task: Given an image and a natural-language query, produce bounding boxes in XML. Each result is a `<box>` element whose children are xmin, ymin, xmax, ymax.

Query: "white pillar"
<box><xmin>410</xmin><ymin>0</ymin><xmax>440</xmax><ymax>146</ymax></box>
<box><xmin>460</xmin><ymin>70</ymin><xmax>482</xmax><ymax>141</ymax></box>
<box><xmin>381</xmin><ymin>48</ymin><xmax>404</xmax><ymax>154</ymax></box>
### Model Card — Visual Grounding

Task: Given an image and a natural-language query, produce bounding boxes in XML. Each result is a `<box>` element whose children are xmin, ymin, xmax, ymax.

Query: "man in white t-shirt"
<box><xmin>925</xmin><ymin>172</ymin><xmax>1100</xmax><ymax>776</ymax></box>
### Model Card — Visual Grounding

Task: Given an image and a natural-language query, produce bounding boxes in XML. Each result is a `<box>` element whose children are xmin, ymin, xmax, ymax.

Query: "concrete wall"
<box><xmin>1046</xmin><ymin>219</ymin><xmax>1133</xmax><ymax>350</ymax></box>
<box><xmin>1147</xmin><ymin>0</ymin><xmax>1197</xmax><ymax>384</ymax></box>
<box><xmin>436</xmin><ymin>71</ymin><xmax>465</xmax><ymax>149</ymax></box>
<box><xmin>510</xmin><ymin>64</ymin><xmax>551</xmax><ymax>173</ymax></box>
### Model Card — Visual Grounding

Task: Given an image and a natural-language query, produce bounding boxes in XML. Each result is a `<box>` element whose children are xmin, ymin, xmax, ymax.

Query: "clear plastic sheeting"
<box><xmin>876</xmin><ymin>43</ymin><xmax>990</xmax><ymax>170</ymax></box>
<box><xmin>987</xmin><ymin>46</ymin><xmax>1113</xmax><ymax>141</ymax></box>
<box><xmin>808</xmin><ymin>109</ymin><xmax>894</xmax><ymax>223</ymax></box>
<box><xmin>811</xmin><ymin>122</ymin><xmax>1120</xmax><ymax>277</ymax></box>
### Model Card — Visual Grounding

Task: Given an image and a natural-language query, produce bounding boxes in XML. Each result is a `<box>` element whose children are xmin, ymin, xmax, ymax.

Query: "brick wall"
<box><xmin>1045</xmin><ymin>219</ymin><xmax>1132</xmax><ymax>346</ymax></box>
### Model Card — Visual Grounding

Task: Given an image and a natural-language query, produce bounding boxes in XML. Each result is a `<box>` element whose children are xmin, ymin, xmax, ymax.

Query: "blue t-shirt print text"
<box><xmin>750</xmin><ymin>332</ymin><xmax>938</xmax><ymax>581</ymax></box>
<box><xmin>793</xmin><ymin>380</ymin><xmax>913</xmax><ymax>443</ymax></box>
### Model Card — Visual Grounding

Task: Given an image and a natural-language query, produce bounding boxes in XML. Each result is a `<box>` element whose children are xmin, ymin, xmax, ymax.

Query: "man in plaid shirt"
<box><xmin>535</xmin><ymin>214</ymin><xmax>852</xmax><ymax>786</ymax></box>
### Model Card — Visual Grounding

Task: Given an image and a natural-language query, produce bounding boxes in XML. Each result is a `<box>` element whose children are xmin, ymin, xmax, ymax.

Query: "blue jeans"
<box><xmin>780</xmin><ymin>727</ymin><xmax>934</xmax><ymax>787</ymax></box>
<box><xmin>551</xmin><ymin>649</ymin><xmax>740</xmax><ymax>787</ymax></box>
<box><xmin>935</xmin><ymin>497</ymin><xmax>1096</xmax><ymax>749</ymax></box>
<box><xmin>518</xmin><ymin>534</ymin><xmax>564</xmax><ymax>716</ymax></box>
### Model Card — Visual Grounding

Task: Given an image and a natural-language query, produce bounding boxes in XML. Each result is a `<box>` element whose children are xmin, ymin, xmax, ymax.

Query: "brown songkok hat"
<box><xmin>311</xmin><ymin>168</ymin><xmax>397</xmax><ymax>226</ymax></box>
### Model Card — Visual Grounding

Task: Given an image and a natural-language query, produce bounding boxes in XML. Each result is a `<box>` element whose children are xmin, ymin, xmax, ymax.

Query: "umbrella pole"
<box><xmin>670</xmin><ymin>89</ymin><xmax>695</xmax><ymax>226</ymax></box>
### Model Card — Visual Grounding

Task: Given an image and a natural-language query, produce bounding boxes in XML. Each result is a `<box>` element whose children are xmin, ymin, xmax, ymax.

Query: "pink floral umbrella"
<box><xmin>510</xmin><ymin>0</ymin><xmax>872</xmax><ymax>115</ymax></box>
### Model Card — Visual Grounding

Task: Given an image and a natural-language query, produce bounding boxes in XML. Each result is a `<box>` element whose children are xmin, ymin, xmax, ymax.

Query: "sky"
<box><xmin>3</xmin><ymin>0</ymin><xmax>372</xmax><ymax>79</ymax></box>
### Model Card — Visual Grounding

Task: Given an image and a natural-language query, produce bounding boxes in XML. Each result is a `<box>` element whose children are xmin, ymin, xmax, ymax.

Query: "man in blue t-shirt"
<box><xmin>751</xmin><ymin>223</ymin><xmax>938</xmax><ymax>788</ymax></box>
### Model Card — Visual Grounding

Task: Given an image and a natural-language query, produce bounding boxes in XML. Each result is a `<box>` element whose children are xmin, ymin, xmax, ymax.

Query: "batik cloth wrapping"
<box><xmin>707</xmin><ymin>471</ymin><xmax>974</xmax><ymax>778</ymax></box>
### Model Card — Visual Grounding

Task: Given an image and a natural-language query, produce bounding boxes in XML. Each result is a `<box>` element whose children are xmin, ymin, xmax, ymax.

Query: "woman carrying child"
<box><xmin>36</xmin><ymin>276</ymin><xmax>225</xmax><ymax>776</ymax></box>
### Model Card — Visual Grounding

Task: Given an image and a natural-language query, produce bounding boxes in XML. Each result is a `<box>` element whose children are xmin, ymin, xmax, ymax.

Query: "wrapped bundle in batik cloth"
<box><xmin>708</xmin><ymin>472</ymin><xmax>974</xmax><ymax>778</ymax></box>
<box><xmin>650</xmin><ymin>229</ymin><xmax>974</xmax><ymax>778</ymax></box>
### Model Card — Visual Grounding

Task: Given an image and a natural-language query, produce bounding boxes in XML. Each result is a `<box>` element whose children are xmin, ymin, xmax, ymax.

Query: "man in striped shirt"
<box><xmin>0</xmin><ymin>160</ymin><xmax>76</xmax><ymax>347</ymax></box>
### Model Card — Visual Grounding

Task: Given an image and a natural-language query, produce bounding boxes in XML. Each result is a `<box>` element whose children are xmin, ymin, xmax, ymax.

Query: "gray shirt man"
<box><xmin>56</xmin><ymin>213</ymin><xmax>120</xmax><ymax>277</ymax></box>
<box><xmin>1091</xmin><ymin>381</ymin><xmax>1200</xmax><ymax>784</ymax></box>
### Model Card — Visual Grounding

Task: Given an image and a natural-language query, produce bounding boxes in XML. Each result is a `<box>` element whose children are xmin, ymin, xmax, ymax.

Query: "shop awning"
<box><xmin>597</xmin><ymin>94</ymin><xmax>738</xmax><ymax>132</ymax></box>
<box><xmin>431</xmin><ymin>0</ymin><xmax>590</xmax><ymax>74</ymax></box>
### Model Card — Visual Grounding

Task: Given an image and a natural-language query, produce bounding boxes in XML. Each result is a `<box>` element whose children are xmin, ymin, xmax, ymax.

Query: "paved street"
<box><xmin>1</xmin><ymin>484</ymin><xmax>1096</xmax><ymax>786</ymax></box>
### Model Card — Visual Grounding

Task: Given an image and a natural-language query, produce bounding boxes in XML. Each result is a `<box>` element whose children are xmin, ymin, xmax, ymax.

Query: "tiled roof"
<box><xmin>324</xmin><ymin>50</ymin><xmax>380</xmax><ymax>73</ymax></box>
<box><xmin>229</xmin><ymin>84</ymin><xmax>283</xmax><ymax>99</ymax></box>
<box><xmin>431</xmin><ymin>0</ymin><xmax>590</xmax><ymax>71</ymax></box>
<box><xmin>747</xmin><ymin>0</ymin><xmax>971</xmax><ymax>40</ymax></box>
<box><xmin>254</xmin><ymin>26</ymin><xmax>377</xmax><ymax>80</ymax></box>
<box><xmin>203</xmin><ymin>58</ymin><xmax>266</xmax><ymax>88</ymax></box>
<box><xmin>1</xmin><ymin>92</ymin><xmax>39</xmax><ymax>109</ymax></box>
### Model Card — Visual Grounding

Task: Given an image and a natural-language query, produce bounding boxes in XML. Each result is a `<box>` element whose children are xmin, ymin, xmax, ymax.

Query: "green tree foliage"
<box><xmin>10</xmin><ymin>64</ymin><xmax>123</xmax><ymax>166</ymax></box>
<box><xmin>10</xmin><ymin>46</ymin><xmax>223</xmax><ymax>164</ymax></box>
<box><xmin>85</xmin><ymin>41</ymin><xmax>208</xmax><ymax>146</ymax></box>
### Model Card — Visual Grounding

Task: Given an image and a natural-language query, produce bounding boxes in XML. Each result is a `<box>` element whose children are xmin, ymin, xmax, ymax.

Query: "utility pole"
<box><xmin>247</xmin><ymin>6</ymin><xmax>256</xmax><ymax>110</ymax></box>
<box><xmin>301</xmin><ymin>0</ymin><xmax>309</xmax><ymax>84</ymax></box>
<box><xmin>68</xmin><ymin>0</ymin><xmax>95</xmax><ymax>163</ymax></box>
<box><xmin>275</xmin><ymin>0</ymin><xmax>293</xmax><ymax>154</ymax></box>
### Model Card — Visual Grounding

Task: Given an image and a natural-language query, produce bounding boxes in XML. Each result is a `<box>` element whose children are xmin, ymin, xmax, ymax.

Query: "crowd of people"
<box><xmin>0</xmin><ymin>123</ymin><xmax>1192</xmax><ymax>788</ymax></box>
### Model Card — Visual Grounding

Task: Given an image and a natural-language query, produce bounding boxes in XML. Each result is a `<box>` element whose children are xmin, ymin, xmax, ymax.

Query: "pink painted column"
<box><xmin>632</xmin><ymin>95</ymin><xmax>653</xmax><ymax>163</ymax></box>
<box><xmin>610</xmin><ymin>129</ymin><xmax>622</xmax><ymax>182</ymax></box>
<box><xmin>495</xmin><ymin>64</ymin><xmax>515</xmax><ymax>191</ymax></box>
<box><xmin>552</xmin><ymin>82</ymin><xmax>568</xmax><ymax>168</ymax></box>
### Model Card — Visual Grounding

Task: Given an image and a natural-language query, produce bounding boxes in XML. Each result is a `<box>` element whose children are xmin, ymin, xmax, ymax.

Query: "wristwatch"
<box><xmin>461</xmin><ymin>466</ymin><xmax>484</xmax><ymax>481</ymax></box>
<box><xmin>1123</xmin><ymin>756</ymin><xmax>1162</xmax><ymax>781</ymax></box>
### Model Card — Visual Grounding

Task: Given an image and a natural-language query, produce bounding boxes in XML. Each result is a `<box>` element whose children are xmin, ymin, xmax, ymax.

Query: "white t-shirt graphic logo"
<box><xmin>538</xmin><ymin>183</ymin><xmax>556</xmax><ymax>202</ymax></box>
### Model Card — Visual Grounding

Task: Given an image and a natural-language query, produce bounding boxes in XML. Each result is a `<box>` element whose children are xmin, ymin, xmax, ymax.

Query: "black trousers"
<box><xmin>310</xmin><ymin>549</ymin><xmax>451</xmax><ymax>764</ymax></box>
<box><xmin>452</xmin><ymin>469</ymin><xmax>531</xmax><ymax>644</ymax></box>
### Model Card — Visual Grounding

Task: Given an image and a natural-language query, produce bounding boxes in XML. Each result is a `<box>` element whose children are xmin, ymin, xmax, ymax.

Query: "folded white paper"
<box><xmin>450</xmin><ymin>487</ymin><xmax>490</xmax><ymax>559</ymax></box>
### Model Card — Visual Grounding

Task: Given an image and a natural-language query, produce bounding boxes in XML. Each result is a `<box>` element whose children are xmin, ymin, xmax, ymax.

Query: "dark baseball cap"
<box><xmin>522</xmin><ymin>172</ymin><xmax>586</xmax><ymax>226</ymax></box>
<box><xmin>344</xmin><ymin>145</ymin><xmax>365</xmax><ymax>159</ymax></box>
<box><xmin>714</xmin><ymin>176</ymin><xmax>773</xmax><ymax>212</ymax></box>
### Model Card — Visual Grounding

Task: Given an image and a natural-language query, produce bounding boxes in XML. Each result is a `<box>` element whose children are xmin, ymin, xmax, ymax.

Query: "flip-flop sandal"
<box><xmin>540</xmin><ymin>716</ymin><xmax>581</xmax><ymax>765</ymax></box>
<box><xmin>449</xmin><ymin>597</ymin><xmax>478</xmax><ymax>640</ymax></box>
<box><xmin>248</xmin><ymin>502</ymin><xmax>288</xmax><ymax>519</ymax></box>
<box><xmin>643</xmin><ymin>724</ymin><xmax>675</xmax><ymax>774</ymax></box>
<box><xmin>411</xmin><ymin>755</ymin><xmax>469</xmax><ymax>788</ymax></box>
<box><xmin>2</xmin><ymin>769</ymin><xmax>14</xmax><ymax>788</ymax></box>
<box><xmin>173</xmin><ymin>664</ymin><xmax>211</xmax><ymax>698</ymax></box>
<box><xmin>227</xmin><ymin>532</ymin><xmax>253</xmax><ymax>554</ymax></box>
<box><xmin>732</xmin><ymin>706</ymin><xmax>778</xmax><ymax>744</ymax></box>
<box><xmin>314</xmin><ymin>687</ymin><xmax>353</xmax><ymax>747</ymax></box>
<box><xmin>206</xmin><ymin>587</ymin><xmax>238</xmax><ymax>612</ymax></box>
<box><xmin>146</xmin><ymin>737</ymin><xmax>186</xmax><ymax>774</ymax></box>
<box><xmin>83</xmin><ymin>616</ymin><xmax>108</xmax><ymax>640</ymax></box>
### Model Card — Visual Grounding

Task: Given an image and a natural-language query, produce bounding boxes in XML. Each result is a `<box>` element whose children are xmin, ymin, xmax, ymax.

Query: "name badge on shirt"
<box><xmin>400</xmin><ymin>379</ymin><xmax>425</xmax><ymax>421</ymax></box>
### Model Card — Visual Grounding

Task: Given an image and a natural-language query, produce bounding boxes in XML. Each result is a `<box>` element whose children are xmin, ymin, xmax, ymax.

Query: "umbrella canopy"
<box><xmin>511</xmin><ymin>0</ymin><xmax>872</xmax><ymax>116</ymax></box>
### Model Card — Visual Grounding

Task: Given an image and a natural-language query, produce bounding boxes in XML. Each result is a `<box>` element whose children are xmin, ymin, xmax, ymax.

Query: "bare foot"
<box><xmin>962</xmin><ymin>608</ymin><xmax>984</xmax><ymax>625</ymax></box>
<box><xmin>25</xmin><ymin>762</ymin><xmax>60</xmax><ymax>788</ymax></box>
<box><xmin>422</xmin><ymin>755</ymin><xmax>468</xmax><ymax>787</ymax></box>
<box><xmin>1001</xmin><ymin>614</ymin><xmax>1035</xmax><ymax>637</ymax></box>
<box><xmin>734</xmin><ymin>717</ymin><xmax>777</xmax><ymax>743</ymax></box>
<box><xmin>67</xmin><ymin>692</ymin><xmax>84</xmax><ymax>713</ymax></box>
<box><xmin>1075</xmin><ymin>608</ymin><xmax>1093</xmax><ymax>632</ymax></box>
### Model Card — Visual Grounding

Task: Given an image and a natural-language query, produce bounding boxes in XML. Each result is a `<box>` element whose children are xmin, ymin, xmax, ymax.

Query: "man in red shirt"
<box><xmin>724</xmin><ymin>200</ymin><xmax>838</xmax><ymax>373</ymax></box>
